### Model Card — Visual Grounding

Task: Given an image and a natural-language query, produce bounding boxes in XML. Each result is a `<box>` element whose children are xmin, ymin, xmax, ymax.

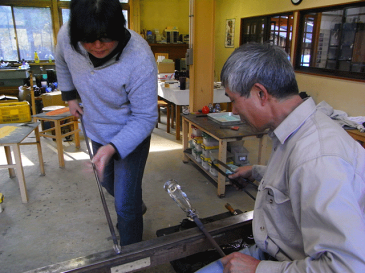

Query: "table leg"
<box><xmin>217</xmin><ymin>140</ymin><xmax>228</xmax><ymax>197</ymax></box>
<box><xmin>55</xmin><ymin>120</ymin><xmax>65</xmax><ymax>168</ymax></box>
<box><xmin>176</xmin><ymin>105</ymin><xmax>181</xmax><ymax>140</ymax></box>
<box><xmin>182</xmin><ymin>118</ymin><xmax>190</xmax><ymax>163</ymax></box>
<box><xmin>4</xmin><ymin>146</ymin><xmax>16</xmax><ymax>178</ymax></box>
<box><xmin>171</xmin><ymin>104</ymin><xmax>175</xmax><ymax>129</ymax></box>
<box><xmin>34</xmin><ymin>126</ymin><xmax>45</xmax><ymax>175</ymax></box>
<box><xmin>166</xmin><ymin>103</ymin><xmax>171</xmax><ymax>134</ymax></box>
<box><xmin>12</xmin><ymin>144</ymin><xmax>28</xmax><ymax>203</ymax></box>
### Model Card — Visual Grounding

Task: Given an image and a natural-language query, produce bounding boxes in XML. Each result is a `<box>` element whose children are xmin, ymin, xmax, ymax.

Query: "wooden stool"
<box><xmin>32</xmin><ymin>107</ymin><xmax>80</xmax><ymax>168</ymax></box>
<box><xmin>0</xmin><ymin>122</ymin><xmax>45</xmax><ymax>203</ymax></box>
<box><xmin>156</xmin><ymin>99</ymin><xmax>171</xmax><ymax>133</ymax></box>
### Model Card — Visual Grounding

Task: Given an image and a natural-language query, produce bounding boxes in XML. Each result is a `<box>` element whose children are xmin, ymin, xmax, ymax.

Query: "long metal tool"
<box><xmin>80</xmin><ymin>115</ymin><xmax>121</xmax><ymax>254</ymax></box>
<box><xmin>211</xmin><ymin>160</ymin><xmax>257</xmax><ymax>201</ymax></box>
<box><xmin>164</xmin><ymin>179</ymin><xmax>226</xmax><ymax>257</ymax></box>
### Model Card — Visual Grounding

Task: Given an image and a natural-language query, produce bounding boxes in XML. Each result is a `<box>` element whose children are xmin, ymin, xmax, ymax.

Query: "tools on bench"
<box><xmin>210</xmin><ymin>159</ymin><xmax>258</xmax><ymax>201</ymax></box>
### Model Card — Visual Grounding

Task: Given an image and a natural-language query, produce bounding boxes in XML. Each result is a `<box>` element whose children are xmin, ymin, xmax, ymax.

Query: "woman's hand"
<box><xmin>67</xmin><ymin>99</ymin><xmax>83</xmax><ymax>118</ymax></box>
<box><xmin>91</xmin><ymin>144</ymin><xmax>116</xmax><ymax>180</ymax></box>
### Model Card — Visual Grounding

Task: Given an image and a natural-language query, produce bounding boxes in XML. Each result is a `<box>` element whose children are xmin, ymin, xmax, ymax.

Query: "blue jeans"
<box><xmin>92</xmin><ymin>136</ymin><xmax>151</xmax><ymax>246</ymax></box>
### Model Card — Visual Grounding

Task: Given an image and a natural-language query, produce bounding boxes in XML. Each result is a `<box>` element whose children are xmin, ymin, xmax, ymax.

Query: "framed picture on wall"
<box><xmin>225</xmin><ymin>18</ymin><xmax>235</xmax><ymax>47</ymax></box>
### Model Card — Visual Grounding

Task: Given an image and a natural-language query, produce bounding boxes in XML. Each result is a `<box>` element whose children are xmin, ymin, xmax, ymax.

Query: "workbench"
<box><xmin>346</xmin><ymin>129</ymin><xmax>365</xmax><ymax>148</ymax></box>
<box><xmin>25</xmin><ymin>211</ymin><xmax>253</xmax><ymax>273</ymax></box>
<box><xmin>0</xmin><ymin>122</ymin><xmax>45</xmax><ymax>203</ymax></box>
<box><xmin>182</xmin><ymin>114</ymin><xmax>268</xmax><ymax>197</ymax></box>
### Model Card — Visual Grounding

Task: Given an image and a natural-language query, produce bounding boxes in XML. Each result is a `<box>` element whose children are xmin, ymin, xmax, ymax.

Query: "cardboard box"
<box><xmin>41</xmin><ymin>91</ymin><xmax>67</xmax><ymax>107</ymax></box>
<box><xmin>157</xmin><ymin>62</ymin><xmax>175</xmax><ymax>73</ymax></box>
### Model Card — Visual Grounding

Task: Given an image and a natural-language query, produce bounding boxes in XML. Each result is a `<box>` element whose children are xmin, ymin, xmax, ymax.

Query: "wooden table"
<box><xmin>346</xmin><ymin>129</ymin><xmax>365</xmax><ymax>148</ymax></box>
<box><xmin>158</xmin><ymin>82</ymin><xmax>230</xmax><ymax>140</ymax></box>
<box><xmin>32</xmin><ymin>107</ymin><xmax>80</xmax><ymax>168</ymax></box>
<box><xmin>0</xmin><ymin>122</ymin><xmax>45</xmax><ymax>203</ymax></box>
<box><xmin>182</xmin><ymin>114</ymin><xmax>268</xmax><ymax>197</ymax></box>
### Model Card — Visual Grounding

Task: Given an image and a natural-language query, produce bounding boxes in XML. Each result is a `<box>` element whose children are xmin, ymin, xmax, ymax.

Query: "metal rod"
<box><xmin>80</xmin><ymin>116</ymin><xmax>121</xmax><ymax>254</ymax></box>
<box><xmin>210</xmin><ymin>161</ymin><xmax>256</xmax><ymax>201</ymax></box>
<box><xmin>164</xmin><ymin>180</ymin><xmax>226</xmax><ymax>257</ymax></box>
<box><xmin>193</xmin><ymin>215</ymin><xmax>226</xmax><ymax>257</ymax></box>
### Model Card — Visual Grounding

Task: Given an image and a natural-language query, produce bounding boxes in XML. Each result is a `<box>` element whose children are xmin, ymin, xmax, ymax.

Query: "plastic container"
<box><xmin>202</xmin><ymin>132</ymin><xmax>219</xmax><ymax>146</ymax></box>
<box><xmin>34</xmin><ymin>51</ymin><xmax>40</xmax><ymax>63</ymax></box>
<box><xmin>201</xmin><ymin>143</ymin><xmax>219</xmax><ymax>151</ymax></box>
<box><xmin>0</xmin><ymin>101</ymin><xmax>31</xmax><ymax>124</ymax></box>
<box><xmin>188</xmin><ymin>139</ymin><xmax>195</xmax><ymax>149</ymax></box>
<box><xmin>191</xmin><ymin>125</ymin><xmax>202</xmax><ymax>137</ymax></box>
<box><xmin>192</xmin><ymin>149</ymin><xmax>202</xmax><ymax>163</ymax></box>
<box><xmin>209</xmin><ymin>162</ymin><xmax>218</xmax><ymax>177</ymax></box>
<box><xmin>200</xmin><ymin>155</ymin><xmax>211</xmax><ymax>170</ymax></box>
<box><xmin>193</xmin><ymin>138</ymin><xmax>203</xmax><ymax>152</ymax></box>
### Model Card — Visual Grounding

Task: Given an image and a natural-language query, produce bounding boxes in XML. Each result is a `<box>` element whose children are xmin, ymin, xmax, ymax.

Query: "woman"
<box><xmin>55</xmin><ymin>0</ymin><xmax>158</xmax><ymax>246</ymax></box>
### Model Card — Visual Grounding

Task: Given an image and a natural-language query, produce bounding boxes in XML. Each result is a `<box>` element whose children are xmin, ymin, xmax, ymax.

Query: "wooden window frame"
<box><xmin>294</xmin><ymin>3</ymin><xmax>365</xmax><ymax>82</ymax></box>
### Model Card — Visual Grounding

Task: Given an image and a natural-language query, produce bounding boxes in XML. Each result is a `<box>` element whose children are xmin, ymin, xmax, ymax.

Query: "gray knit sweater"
<box><xmin>55</xmin><ymin>24</ymin><xmax>158</xmax><ymax>159</ymax></box>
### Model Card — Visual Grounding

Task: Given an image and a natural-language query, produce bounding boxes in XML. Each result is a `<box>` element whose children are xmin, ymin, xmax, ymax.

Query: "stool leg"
<box><xmin>73</xmin><ymin>118</ymin><xmax>80</xmax><ymax>149</ymax></box>
<box><xmin>12</xmin><ymin>144</ymin><xmax>28</xmax><ymax>203</ymax></box>
<box><xmin>4</xmin><ymin>146</ymin><xmax>16</xmax><ymax>178</ymax></box>
<box><xmin>34</xmin><ymin>126</ymin><xmax>45</xmax><ymax>175</ymax></box>
<box><xmin>55</xmin><ymin>121</ymin><xmax>65</xmax><ymax>168</ymax></box>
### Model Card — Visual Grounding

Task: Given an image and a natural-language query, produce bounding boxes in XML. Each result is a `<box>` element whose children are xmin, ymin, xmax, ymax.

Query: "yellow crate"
<box><xmin>0</xmin><ymin>101</ymin><xmax>31</xmax><ymax>124</ymax></box>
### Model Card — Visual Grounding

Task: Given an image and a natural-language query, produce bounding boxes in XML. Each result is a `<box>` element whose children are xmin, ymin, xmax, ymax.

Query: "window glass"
<box><xmin>62</xmin><ymin>9</ymin><xmax>70</xmax><ymax>25</ymax></box>
<box><xmin>13</xmin><ymin>7</ymin><xmax>54</xmax><ymax>61</ymax></box>
<box><xmin>241</xmin><ymin>14</ymin><xmax>293</xmax><ymax>57</ymax></box>
<box><xmin>297</xmin><ymin>4</ymin><xmax>365</xmax><ymax>79</ymax></box>
<box><xmin>0</xmin><ymin>6</ymin><xmax>17</xmax><ymax>61</ymax></box>
<box><xmin>123</xmin><ymin>10</ymin><xmax>128</xmax><ymax>29</ymax></box>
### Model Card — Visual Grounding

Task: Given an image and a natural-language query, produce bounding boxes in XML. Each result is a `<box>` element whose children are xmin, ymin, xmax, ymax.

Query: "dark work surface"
<box><xmin>183</xmin><ymin>114</ymin><xmax>267</xmax><ymax>139</ymax></box>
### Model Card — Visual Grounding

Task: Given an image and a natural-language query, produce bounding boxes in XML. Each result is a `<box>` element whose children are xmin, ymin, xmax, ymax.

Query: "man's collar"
<box><xmin>273</xmin><ymin>97</ymin><xmax>316</xmax><ymax>144</ymax></box>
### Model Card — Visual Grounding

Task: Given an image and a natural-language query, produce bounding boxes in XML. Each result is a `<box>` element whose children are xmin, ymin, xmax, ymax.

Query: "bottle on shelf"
<box><xmin>34</xmin><ymin>51</ymin><xmax>40</xmax><ymax>63</ymax></box>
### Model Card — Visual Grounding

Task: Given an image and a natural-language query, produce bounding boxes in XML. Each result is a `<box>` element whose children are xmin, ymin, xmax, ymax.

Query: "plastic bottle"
<box><xmin>34</xmin><ymin>51</ymin><xmax>40</xmax><ymax>63</ymax></box>
<box><xmin>48</xmin><ymin>54</ymin><xmax>53</xmax><ymax>63</ymax></box>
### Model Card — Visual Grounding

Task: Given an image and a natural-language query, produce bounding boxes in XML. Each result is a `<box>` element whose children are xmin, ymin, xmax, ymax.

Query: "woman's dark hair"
<box><xmin>69</xmin><ymin>0</ymin><xmax>127</xmax><ymax>53</ymax></box>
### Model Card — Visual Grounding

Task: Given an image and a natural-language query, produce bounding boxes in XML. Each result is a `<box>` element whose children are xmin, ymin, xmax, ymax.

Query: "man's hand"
<box><xmin>68</xmin><ymin>99</ymin><xmax>83</xmax><ymax>118</ymax></box>
<box><xmin>221</xmin><ymin>252</ymin><xmax>260</xmax><ymax>273</ymax></box>
<box><xmin>229</xmin><ymin>165</ymin><xmax>254</xmax><ymax>181</ymax></box>
<box><xmin>91</xmin><ymin>144</ymin><xmax>116</xmax><ymax>180</ymax></box>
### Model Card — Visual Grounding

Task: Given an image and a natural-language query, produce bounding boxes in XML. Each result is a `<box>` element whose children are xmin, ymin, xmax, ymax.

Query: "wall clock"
<box><xmin>291</xmin><ymin>0</ymin><xmax>302</xmax><ymax>5</ymax></box>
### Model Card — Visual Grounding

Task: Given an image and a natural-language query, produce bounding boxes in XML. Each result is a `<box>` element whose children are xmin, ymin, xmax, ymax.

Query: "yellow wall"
<box><xmin>214</xmin><ymin>0</ymin><xmax>365</xmax><ymax>116</ymax></box>
<box><xmin>139</xmin><ymin>0</ymin><xmax>189</xmax><ymax>36</ymax></box>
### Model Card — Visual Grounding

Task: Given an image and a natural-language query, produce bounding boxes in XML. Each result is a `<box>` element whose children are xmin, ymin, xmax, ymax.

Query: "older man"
<box><xmin>197</xmin><ymin>43</ymin><xmax>365</xmax><ymax>273</ymax></box>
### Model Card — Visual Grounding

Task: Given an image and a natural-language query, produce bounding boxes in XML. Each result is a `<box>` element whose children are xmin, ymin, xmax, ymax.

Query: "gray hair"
<box><xmin>221</xmin><ymin>43</ymin><xmax>298</xmax><ymax>99</ymax></box>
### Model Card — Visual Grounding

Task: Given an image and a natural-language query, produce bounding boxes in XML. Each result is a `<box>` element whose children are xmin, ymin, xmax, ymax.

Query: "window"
<box><xmin>61</xmin><ymin>9</ymin><xmax>70</xmax><ymax>25</ymax></box>
<box><xmin>296</xmin><ymin>3</ymin><xmax>365</xmax><ymax>80</ymax></box>
<box><xmin>0</xmin><ymin>6</ymin><xmax>54</xmax><ymax>62</ymax></box>
<box><xmin>240</xmin><ymin>13</ymin><xmax>293</xmax><ymax>57</ymax></box>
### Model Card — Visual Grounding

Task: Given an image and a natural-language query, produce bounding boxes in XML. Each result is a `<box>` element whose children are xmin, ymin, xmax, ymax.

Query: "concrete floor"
<box><xmin>0</xmin><ymin>114</ymin><xmax>270</xmax><ymax>273</ymax></box>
